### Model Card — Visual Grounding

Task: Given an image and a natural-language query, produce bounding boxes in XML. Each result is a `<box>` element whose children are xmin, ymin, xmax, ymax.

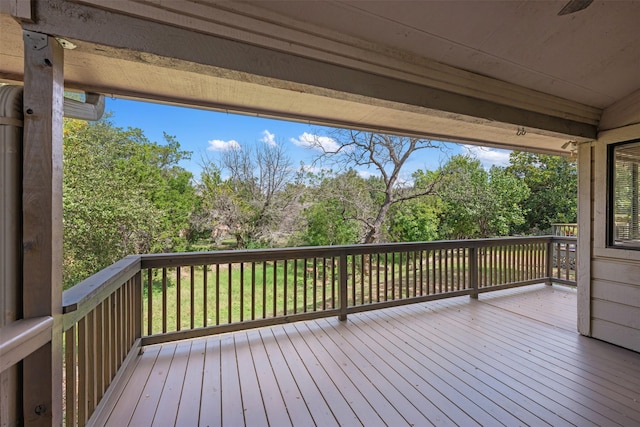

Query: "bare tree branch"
<box><xmin>309</xmin><ymin>130</ymin><xmax>441</xmax><ymax>243</ymax></box>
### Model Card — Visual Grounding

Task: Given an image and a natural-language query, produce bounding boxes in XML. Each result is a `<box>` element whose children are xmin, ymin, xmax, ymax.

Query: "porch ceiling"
<box><xmin>1</xmin><ymin>1</ymin><xmax>639</xmax><ymax>154</ymax></box>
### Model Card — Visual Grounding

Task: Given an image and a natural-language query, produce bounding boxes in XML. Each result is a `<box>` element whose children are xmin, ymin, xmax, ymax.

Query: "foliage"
<box><xmin>63</xmin><ymin>118</ymin><xmax>195</xmax><ymax>288</ymax></box>
<box><xmin>298</xmin><ymin>170</ymin><xmax>367</xmax><ymax>246</ymax></box>
<box><xmin>308</xmin><ymin>130</ymin><xmax>441</xmax><ymax>243</ymax></box>
<box><xmin>387</xmin><ymin>198</ymin><xmax>440</xmax><ymax>242</ymax></box>
<box><xmin>434</xmin><ymin>155</ymin><xmax>529</xmax><ymax>239</ymax></box>
<box><xmin>62</xmin><ymin>118</ymin><xmax>577</xmax><ymax>289</ymax></box>
<box><xmin>506</xmin><ymin>152</ymin><xmax>577</xmax><ymax>233</ymax></box>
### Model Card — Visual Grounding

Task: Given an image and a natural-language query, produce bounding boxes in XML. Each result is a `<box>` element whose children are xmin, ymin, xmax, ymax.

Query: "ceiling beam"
<box><xmin>75</xmin><ymin>0</ymin><xmax>601</xmax><ymax>126</ymax></box>
<box><xmin>21</xmin><ymin>0</ymin><xmax>596</xmax><ymax>141</ymax></box>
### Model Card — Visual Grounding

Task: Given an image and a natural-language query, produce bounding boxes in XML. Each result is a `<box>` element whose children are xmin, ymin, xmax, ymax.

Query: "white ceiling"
<box><xmin>251</xmin><ymin>0</ymin><xmax>640</xmax><ymax>109</ymax></box>
<box><xmin>1</xmin><ymin>0</ymin><xmax>639</xmax><ymax>154</ymax></box>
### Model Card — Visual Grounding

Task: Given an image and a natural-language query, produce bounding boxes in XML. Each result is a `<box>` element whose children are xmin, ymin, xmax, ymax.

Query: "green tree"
<box><xmin>387</xmin><ymin>198</ymin><xmax>440</xmax><ymax>242</ymax></box>
<box><xmin>301</xmin><ymin>199</ymin><xmax>361</xmax><ymax>246</ymax></box>
<box><xmin>63</xmin><ymin>118</ymin><xmax>195</xmax><ymax>288</ymax></box>
<box><xmin>307</xmin><ymin>130</ymin><xmax>440</xmax><ymax>243</ymax></box>
<box><xmin>126</xmin><ymin>132</ymin><xmax>197</xmax><ymax>251</ymax></box>
<box><xmin>298</xmin><ymin>170</ymin><xmax>367</xmax><ymax>245</ymax></box>
<box><xmin>506</xmin><ymin>152</ymin><xmax>577</xmax><ymax>233</ymax></box>
<box><xmin>435</xmin><ymin>155</ymin><xmax>529</xmax><ymax>239</ymax></box>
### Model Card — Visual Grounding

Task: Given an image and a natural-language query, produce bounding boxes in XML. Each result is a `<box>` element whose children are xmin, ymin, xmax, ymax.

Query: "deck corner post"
<box><xmin>469</xmin><ymin>247</ymin><xmax>479</xmax><ymax>299</ymax></box>
<box><xmin>339</xmin><ymin>252</ymin><xmax>348</xmax><ymax>321</ymax></box>
<box><xmin>546</xmin><ymin>239</ymin><xmax>554</xmax><ymax>286</ymax></box>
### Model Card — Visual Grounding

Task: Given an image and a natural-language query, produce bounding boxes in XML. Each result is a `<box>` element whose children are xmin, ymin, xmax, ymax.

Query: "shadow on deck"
<box><xmin>92</xmin><ymin>284</ymin><xmax>640</xmax><ymax>426</ymax></box>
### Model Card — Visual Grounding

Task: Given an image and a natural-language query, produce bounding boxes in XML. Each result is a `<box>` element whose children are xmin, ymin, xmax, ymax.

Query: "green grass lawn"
<box><xmin>143</xmin><ymin>261</ymin><xmax>339</xmax><ymax>335</ymax></box>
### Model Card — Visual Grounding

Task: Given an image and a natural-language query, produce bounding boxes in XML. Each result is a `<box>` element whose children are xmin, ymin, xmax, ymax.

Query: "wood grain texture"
<box><xmin>0</xmin><ymin>316</ymin><xmax>52</xmax><ymax>373</ymax></box>
<box><xmin>97</xmin><ymin>284</ymin><xmax>640</xmax><ymax>426</ymax></box>
<box><xmin>21</xmin><ymin>32</ymin><xmax>64</xmax><ymax>427</ymax></box>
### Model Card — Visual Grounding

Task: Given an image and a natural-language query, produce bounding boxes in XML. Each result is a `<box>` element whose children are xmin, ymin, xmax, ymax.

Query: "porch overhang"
<box><xmin>3</xmin><ymin>1</ymin><xmax>638</xmax><ymax>154</ymax></box>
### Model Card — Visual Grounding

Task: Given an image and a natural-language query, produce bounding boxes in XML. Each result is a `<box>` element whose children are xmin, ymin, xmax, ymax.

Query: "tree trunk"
<box><xmin>362</xmin><ymin>200</ymin><xmax>392</xmax><ymax>243</ymax></box>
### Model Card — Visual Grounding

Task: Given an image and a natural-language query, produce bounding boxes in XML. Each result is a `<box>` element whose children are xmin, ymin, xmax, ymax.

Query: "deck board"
<box><xmin>198</xmin><ymin>337</ymin><xmax>222</xmax><ymax>427</ymax></box>
<box><xmin>219</xmin><ymin>334</ymin><xmax>245</xmax><ymax>426</ymax></box>
<box><xmin>125</xmin><ymin>343</ymin><xmax>175</xmax><ymax>426</ymax></box>
<box><xmin>264</xmin><ymin>327</ymin><xmax>340</xmax><ymax>426</ymax></box>
<box><xmin>175</xmin><ymin>338</ymin><xmax>206</xmax><ymax>426</ymax></box>
<box><xmin>152</xmin><ymin>340</ymin><xmax>191</xmax><ymax>426</ymax></box>
<box><xmin>99</xmin><ymin>345</ymin><xmax>160</xmax><ymax>427</ymax></box>
<box><xmin>342</xmin><ymin>311</ymin><xmax>554</xmax><ymax>427</ymax></box>
<box><xmin>97</xmin><ymin>284</ymin><xmax>640</xmax><ymax>426</ymax></box>
<box><xmin>399</xmin><ymin>301</ymin><xmax>622</xmax><ymax>426</ymax></box>
<box><xmin>245</xmin><ymin>329</ymin><xmax>293</xmax><ymax>427</ymax></box>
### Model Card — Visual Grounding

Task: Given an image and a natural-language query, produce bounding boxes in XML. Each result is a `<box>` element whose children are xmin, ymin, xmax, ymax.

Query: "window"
<box><xmin>609</xmin><ymin>139</ymin><xmax>640</xmax><ymax>248</ymax></box>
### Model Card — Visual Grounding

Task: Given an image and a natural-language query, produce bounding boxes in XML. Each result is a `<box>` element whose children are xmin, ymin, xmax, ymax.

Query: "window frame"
<box><xmin>607</xmin><ymin>138</ymin><xmax>640</xmax><ymax>249</ymax></box>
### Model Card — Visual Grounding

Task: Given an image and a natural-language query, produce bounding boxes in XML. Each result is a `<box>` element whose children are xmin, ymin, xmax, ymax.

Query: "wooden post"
<box><xmin>469</xmin><ymin>247</ymin><xmax>479</xmax><ymax>299</ymax></box>
<box><xmin>546</xmin><ymin>239</ymin><xmax>554</xmax><ymax>285</ymax></box>
<box><xmin>338</xmin><ymin>252</ymin><xmax>348</xmax><ymax>321</ymax></box>
<box><xmin>577</xmin><ymin>142</ymin><xmax>592</xmax><ymax>336</ymax></box>
<box><xmin>21</xmin><ymin>30</ymin><xmax>64</xmax><ymax>426</ymax></box>
<box><xmin>134</xmin><ymin>271</ymin><xmax>142</xmax><ymax>339</ymax></box>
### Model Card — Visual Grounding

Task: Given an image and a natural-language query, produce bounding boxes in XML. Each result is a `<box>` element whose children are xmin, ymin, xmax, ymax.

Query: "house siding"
<box><xmin>581</xmin><ymin>123</ymin><xmax>640</xmax><ymax>352</ymax></box>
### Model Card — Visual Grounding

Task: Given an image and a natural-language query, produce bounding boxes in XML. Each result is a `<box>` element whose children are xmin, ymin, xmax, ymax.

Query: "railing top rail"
<box><xmin>0</xmin><ymin>316</ymin><xmax>53</xmax><ymax>374</ymax></box>
<box><xmin>60</xmin><ymin>235</ymin><xmax>576</xmax><ymax>325</ymax></box>
<box><xmin>62</xmin><ymin>255</ymin><xmax>141</xmax><ymax>316</ymax></box>
<box><xmin>140</xmin><ymin>236</ymin><xmax>561</xmax><ymax>268</ymax></box>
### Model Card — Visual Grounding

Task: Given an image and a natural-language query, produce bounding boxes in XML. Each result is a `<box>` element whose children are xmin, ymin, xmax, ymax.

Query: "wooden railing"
<box><xmin>138</xmin><ymin>236</ymin><xmax>573</xmax><ymax>344</ymax></box>
<box><xmin>549</xmin><ymin>236</ymin><xmax>577</xmax><ymax>285</ymax></box>
<box><xmin>61</xmin><ymin>256</ymin><xmax>142</xmax><ymax>427</ymax></box>
<box><xmin>59</xmin><ymin>235</ymin><xmax>576</xmax><ymax>425</ymax></box>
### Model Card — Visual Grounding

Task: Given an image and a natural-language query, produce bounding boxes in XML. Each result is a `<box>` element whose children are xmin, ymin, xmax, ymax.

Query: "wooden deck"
<box><xmin>92</xmin><ymin>284</ymin><xmax>640</xmax><ymax>426</ymax></box>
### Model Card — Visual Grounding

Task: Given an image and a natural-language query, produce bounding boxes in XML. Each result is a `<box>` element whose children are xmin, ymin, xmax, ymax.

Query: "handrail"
<box><xmin>62</xmin><ymin>256</ymin><xmax>142</xmax><ymax>426</ymax></box>
<box><xmin>0</xmin><ymin>316</ymin><xmax>53</xmax><ymax>373</ymax></box>
<box><xmin>60</xmin><ymin>236</ymin><xmax>575</xmax><ymax>334</ymax></box>
<box><xmin>62</xmin><ymin>255</ymin><xmax>140</xmax><ymax>330</ymax></box>
<box><xmin>140</xmin><ymin>236</ymin><xmax>556</xmax><ymax>268</ymax></box>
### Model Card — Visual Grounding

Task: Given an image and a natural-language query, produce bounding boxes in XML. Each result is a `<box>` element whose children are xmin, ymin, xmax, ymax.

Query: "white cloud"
<box><xmin>207</xmin><ymin>139</ymin><xmax>240</xmax><ymax>151</ymax></box>
<box><xmin>291</xmin><ymin>132</ymin><xmax>340</xmax><ymax>153</ymax></box>
<box><xmin>462</xmin><ymin>145</ymin><xmax>511</xmax><ymax>168</ymax></box>
<box><xmin>261</xmin><ymin>130</ymin><xmax>277</xmax><ymax>147</ymax></box>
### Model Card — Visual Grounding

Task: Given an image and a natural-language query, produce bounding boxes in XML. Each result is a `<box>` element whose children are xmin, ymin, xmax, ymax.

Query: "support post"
<box><xmin>576</xmin><ymin>142</ymin><xmax>592</xmax><ymax>336</ymax></box>
<box><xmin>469</xmin><ymin>247</ymin><xmax>479</xmax><ymax>299</ymax></box>
<box><xmin>338</xmin><ymin>253</ymin><xmax>348</xmax><ymax>321</ymax></box>
<box><xmin>546</xmin><ymin>239</ymin><xmax>554</xmax><ymax>285</ymax></box>
<box><xmin>21</xmin><ymin>30</ymin><xmax>64</xmax><ymax>426</ymax></box>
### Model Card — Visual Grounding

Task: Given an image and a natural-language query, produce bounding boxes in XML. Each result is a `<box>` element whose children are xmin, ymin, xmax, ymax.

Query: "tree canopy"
<box><xmin>62</xmin><ymin>121</ymin><xmax>577</xmax><ymax>287</ymax></box>
<box><xmin>506</xmin><ymin>152</ymin><xmax>577</xmax><ymax>233</ymax></box>
<box><xmin>435</xmin><ymin>155</ymin><xmax>529</xmax><ymax>239</ymax></box>
<box><xmin>307</xmin><ymin>130</ymin><xmax>441</xmax><ymax>243</ymax></box>
<box><xmin>195</xmin><ymin>143</ymin><xmax>298</xmax><ymax>248</ymax></box>
<box><xmin>63</xmin><ymin>118</ymin><xmax>196</xmax><ymax>288</ymax></box>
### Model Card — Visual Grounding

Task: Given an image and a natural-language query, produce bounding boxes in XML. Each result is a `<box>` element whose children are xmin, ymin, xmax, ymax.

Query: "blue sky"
<box><xmin>105</xmin><ymin>98</ymin><xmax>512</xmax><ymax>181</ymax></box>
